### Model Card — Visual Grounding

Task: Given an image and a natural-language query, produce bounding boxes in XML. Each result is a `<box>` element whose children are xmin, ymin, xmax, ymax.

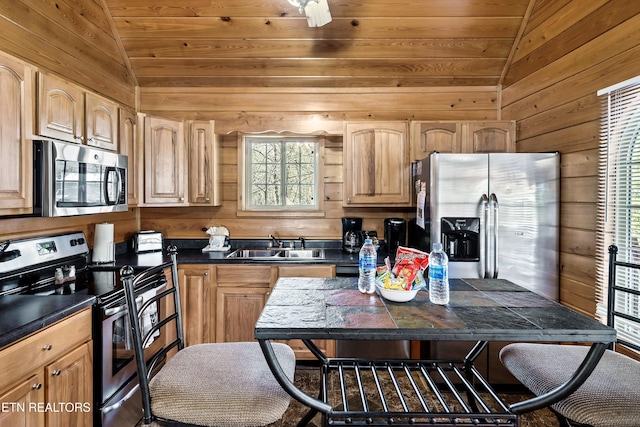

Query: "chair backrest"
<box><xmin>121</xmin><ymin>245</ymin><xmax>183</xmax><ymax>421</ymax></box>
<box><xmin>607</xmin><ymin>244</ymin><xmax>640</xmax><ymax>352</ymax></box>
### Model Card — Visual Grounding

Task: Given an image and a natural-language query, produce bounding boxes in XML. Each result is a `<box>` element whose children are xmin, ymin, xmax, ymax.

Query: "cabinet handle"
<box><xmin>52</xmin><ymin>369</ymin><xmax>61</xmax><ymax>376</ymax></box>
<box><xmin>203</xmin><ymin>272</ymin><xmax>209</xmax><ymax>276</ymax></box>
<box><xmin>32</xmin><ymin>383</ymin><xmax>42</xmax><ymax>390</ymax></box>
<box><xmin>42</xmin><ymin>344</ymin><xmax>52</xmax><ymax>351</ymax></box>
<box><xmin>179</xmin><ymin>197</ymin><xmax>184</xmax><ymax>202</ymax></box>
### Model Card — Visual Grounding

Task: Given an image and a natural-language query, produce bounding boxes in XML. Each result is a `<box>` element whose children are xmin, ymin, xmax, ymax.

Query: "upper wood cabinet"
<box><xmin>411</xmin><ymin>122</ymin><xmax>462</xmax><ymax>159</ymax></box>
<box><xmin>85</xmin><ymin>92</ymin><xmax>118</xmax><ymax>151</ymax></box>
<box><xmin>463</xmin><ymin>121</ymin><xmax>516</xmax><ymax>153</ymax></box>
<box><xmin>0</xmin><ymin>54</ymin><xmax>33</xmax><ymax>215</ymax></box>
<box><xmin>188</xmin><ymin>120</ymin><xmax>222</xmax><ymax>206</ymax></box>
<box><xmin>143</xmin><ymin>115</ymin><xmax>188</xmax><ymax>206</ymax></box>
<box><xmin>119</xmin><ymin>109</ymin><xmax>139</xmax><ymax>206</ymax></box>
<box><xmin>37</xmin><ymin>72</ymin><xmax>83</xmax><ymax>143</ymax></box>
<box><xmin>343</xmin><ymin>121</ymin><xmax>411</xmax><ymax>206</ymax></box>
<box><xmin>411</xmin><ymin>121</ymin><xmax>516</xmax><ymax>160</ymax></box>
<box><xmin>36</xmin><ymin>72</ymin><xmax>118</xmax><ymax>150</ymax></box>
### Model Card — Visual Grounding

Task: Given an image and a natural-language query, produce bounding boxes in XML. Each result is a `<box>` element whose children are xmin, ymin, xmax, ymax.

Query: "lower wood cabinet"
<box><xmin>178</xmin><ymin>265</ymin><xmax>215</xmax><ymax>346</ymax></box>
<box><xmin>177</xmin><ymin>263</ymin><xmax>337</xmax><ymax>359</ymax></box>
<box><xmin>215</xmin><ymin>265</ymin><xmax>275</xmax><ymax>344</ymax></box>
<box><xmin>0</xmin><ymin>308</ymin><xmax>93</xmax><ymax>427</ymax></box>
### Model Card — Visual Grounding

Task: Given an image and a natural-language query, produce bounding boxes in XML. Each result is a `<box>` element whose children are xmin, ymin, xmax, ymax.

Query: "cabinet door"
<box><xmin>463</xmin><ymin>121</ymin><xmax>516</xmax><ymax>153</ymax></box>
<box><xmin>344</xmin><ymin>122</ymin><xmax>410</xmax><ymax>206</ymax></box>
<box><xmin>216</xmin><ymin>287</ymin><xmax>270</xmax><ymax>343</ymax></box>
<box><xmin>178</xmin><ymin>266</ymin><xmax>214</xmax><ymax>345</ymax></box>
<box><xmin>119</xmin><ymin>109</ymin><xmax>138</xmax><ymax>206</ymax></box>
<box><xmin>277</xmin><ymin>265</ymin><xmax>336</xmax><ymax>358</ymax></box>
<box><xmin>0</xmin><ymin>54</ymin><xmax>32</xmax><ymax>215</ymax></box>
<box><xmin>188</xmin><ymin>121</ymin><xmax>221</xmax><ymax>206</ymax></box>
<box><xmin>412</xmin><ymin>122</ymin><xmax>462</xmax><ymax>160</ymax></box>
<box><xmin>37</xmin><ymin>72</ymin><xmax>84</xmax><ymax>143</ymax></box>
<box><xmin>45</xmin><ymin>343</ymin><xmax>92</xmax><ymax>427</ymax></box>
<box><xmin>85</xmin><ymin>93</ymin><xmax>118</xmax><ymax>151</ymax></box>
<box><xmin>0</xmin><ymin>373</ymin><xmax>44</xmax><ymax>427</ymax></box>
<box><xmin>143</xmin><ymin>116</ymin><xmax>187</xmax><ymax>205</ymax></box>
<box><xmin>215</xmin><ymin>265</ymin><xmax>275</xmax><ymax>343</ymax></box>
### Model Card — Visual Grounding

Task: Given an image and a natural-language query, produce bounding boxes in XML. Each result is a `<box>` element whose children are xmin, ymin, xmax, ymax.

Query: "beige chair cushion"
<box><xmin>149</xmin><ymin>341</ymin><xmax>295</xmax><ymax>427</ymax></box>
<box><xmin>500</xmin><ymin>343</ymin><xmax>640</xmax><ymax>427</ymax></box>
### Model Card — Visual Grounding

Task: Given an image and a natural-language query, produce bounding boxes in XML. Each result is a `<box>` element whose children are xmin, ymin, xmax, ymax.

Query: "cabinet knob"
<box><xmin>32</xmin><ymin>383</ymin><xmax>42</xmax><ymax>390</ymax></box>
<box><xmin>42</xmin><ymin>344</ymin><xmax>52</xmax><ymax>351</ymax></box>
<box><xmin>52</xmin><ymin>369</ymin><xmax>61</xmax><ymax>376</ymax></box>
<box><xmin>205</xmin><ymin>198</ymin><xmax>210</xmax><ymax>202</ymax></box>
<box><xmin>203</xmin><ymin>272</ymin><xmax>209</xmax><ymax>276</ymax></box>
<box><xmin>179</xmin><ymin>197</ymin><xmax>184</xmax><ymax>202</ymax></box>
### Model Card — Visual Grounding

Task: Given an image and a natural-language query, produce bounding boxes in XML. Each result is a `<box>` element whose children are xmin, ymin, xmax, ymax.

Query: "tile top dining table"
<box><xmin>255</xmin><ymin>277</ymin><xmax>616</xmax><ymax>427</ymax></box>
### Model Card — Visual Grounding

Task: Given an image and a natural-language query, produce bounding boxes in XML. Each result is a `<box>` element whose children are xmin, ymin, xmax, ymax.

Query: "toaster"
<box><xmin>133</xmin><ymin>231</ymin><xmax>163</xmax><ymax>253</ymax></box>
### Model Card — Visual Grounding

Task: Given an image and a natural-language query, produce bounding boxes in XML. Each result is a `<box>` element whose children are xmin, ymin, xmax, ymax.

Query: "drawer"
<box><xmin>215</xmin><ymin>265</ymin><xmax>276</xmax><ymax>286</ymax></box>
<box><xmin>0</xmin><ymin>308</ymin><xmax>92</xmax><ymax>390</ymax></box>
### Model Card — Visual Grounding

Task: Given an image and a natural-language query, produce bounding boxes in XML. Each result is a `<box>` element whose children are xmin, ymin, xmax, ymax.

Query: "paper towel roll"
<box><xmin>93</xmin><ymin>223</ymin><xmax>115</xmax><ymax>263</ymax></box>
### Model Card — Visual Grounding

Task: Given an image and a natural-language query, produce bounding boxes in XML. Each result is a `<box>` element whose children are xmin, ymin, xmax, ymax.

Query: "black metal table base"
<box><xmin>317</xmin><ymin>358</ymin><xmax>517</xmax><ymax>426</ymax></box>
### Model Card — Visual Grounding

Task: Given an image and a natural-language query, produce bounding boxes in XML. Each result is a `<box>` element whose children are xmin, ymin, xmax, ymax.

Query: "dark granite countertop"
<box><xmin>99</xmin><ymin>238</ymin><xmax>385</xmax><ymax>272</ymax></box>
<box><xmin>255</xmin><ymin>277</ymin><xmax>617</xmax><ymax>343</ymax></box>
<box><xmin>0</xmin><ymin>294</ymin><xmax>95</xmax><ymax>349</ymax></box>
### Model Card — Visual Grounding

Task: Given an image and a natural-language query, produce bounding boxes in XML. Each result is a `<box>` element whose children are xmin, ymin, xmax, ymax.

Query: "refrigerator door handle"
<box><xmin>490</xmin><ymin>193</ymin><xmax>499</xmax><ymax>278</ymax></box>
<box><xmin>481</xmin><ymin>194</ymin><xmax>490</xmax><ymax>278</ymax></box>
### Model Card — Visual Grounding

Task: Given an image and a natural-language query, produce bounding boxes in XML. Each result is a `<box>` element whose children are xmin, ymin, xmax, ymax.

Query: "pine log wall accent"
<box><xmin>502</xmin><ymin>0</ymin><xmax>640</xmax><ymax>315</ymax></box>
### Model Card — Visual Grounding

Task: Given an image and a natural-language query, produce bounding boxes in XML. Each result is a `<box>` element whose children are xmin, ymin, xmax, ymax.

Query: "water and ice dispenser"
<box><xmin>440</xmin><ymin>217</ymin><xmax>480</xmax><ymax>261</ymax></box>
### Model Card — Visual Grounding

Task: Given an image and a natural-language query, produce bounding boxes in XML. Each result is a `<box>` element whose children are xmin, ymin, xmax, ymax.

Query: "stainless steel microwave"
<box><xmin>34</xmin><ymin>139</ymin><xmax>128</xmax><ymax>217</ymax></box>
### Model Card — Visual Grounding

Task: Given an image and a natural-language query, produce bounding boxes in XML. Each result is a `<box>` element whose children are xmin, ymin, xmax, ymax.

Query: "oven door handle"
<box><xmin>102</xmin><ymin>382</ymin><xmax>140</xmax><ymax>414</ymax></box>
<box><xmin>104</xmin><ymin>296</ymin><xmax>142</xmax><ymax>317</ymax></box>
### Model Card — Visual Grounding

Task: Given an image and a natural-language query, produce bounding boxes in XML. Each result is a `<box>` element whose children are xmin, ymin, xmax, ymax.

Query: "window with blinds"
<box><xmin>597</xmin><ymin>76</ymin><xmax>640</xmax><ymax>351</ymax></box>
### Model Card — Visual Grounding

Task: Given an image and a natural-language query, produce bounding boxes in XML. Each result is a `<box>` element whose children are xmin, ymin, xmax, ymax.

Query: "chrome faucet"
<box><xmin>268</xmin><ymin>234</ymin><xmax>283</xmax><ymax>248</ymax></box>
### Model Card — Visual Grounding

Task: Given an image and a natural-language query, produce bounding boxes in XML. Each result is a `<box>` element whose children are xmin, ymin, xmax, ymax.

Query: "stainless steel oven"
<box><xmin>95</xmin><ymin>270</ymin><xmax>169</xmax><ymax>427</ymax></box>
<box><xmin>34</xmin><ymin>139</ymin><xmax>128</xmax><ymax>217</ymax></box>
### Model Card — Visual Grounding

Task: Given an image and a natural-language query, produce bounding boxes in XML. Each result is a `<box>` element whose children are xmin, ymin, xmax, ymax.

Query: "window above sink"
<box><xmin>237</xmin><ymin>133</ymin><xmax>326</xmax><ymax>218</ymax></box>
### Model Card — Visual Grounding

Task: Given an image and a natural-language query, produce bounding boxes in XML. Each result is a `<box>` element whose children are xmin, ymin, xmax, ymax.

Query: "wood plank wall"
<box><xmin>501</xmin><ymin>0</ymin><xmax>640</xmax><ymax>316</ymax></box>
<box><xmin>138</xmin><ymin>86</ymin><xmax>500</xmax><ymax>241</ymax></box>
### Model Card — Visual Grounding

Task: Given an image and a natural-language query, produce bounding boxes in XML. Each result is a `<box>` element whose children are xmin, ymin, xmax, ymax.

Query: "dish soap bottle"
<box><xmin>358</xmin><ymin>238</ymin><xmax>377</xmax><ymax>294</ymax></box>
<box><xmin>428</xmin><ymin>243</ymin><xmax>449</xmax><ymax>304</ymax></box>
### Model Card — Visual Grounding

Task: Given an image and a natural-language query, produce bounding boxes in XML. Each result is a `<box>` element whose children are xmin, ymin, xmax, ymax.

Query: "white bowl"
<box><xmin>375</xmin><ymin>283</ymin><xmax>419</xmax><ymax>302</ymax></box>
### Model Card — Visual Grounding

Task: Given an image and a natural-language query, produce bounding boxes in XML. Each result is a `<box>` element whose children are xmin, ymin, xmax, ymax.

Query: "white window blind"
<box><xmin>597</xmin><ymin>76</ymin><xmax>640</xmax><ymax>351</ymax></box>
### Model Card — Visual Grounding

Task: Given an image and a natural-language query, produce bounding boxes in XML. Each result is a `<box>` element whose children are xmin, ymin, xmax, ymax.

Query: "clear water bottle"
<box><xmin>358</xmin><ymin>238</ymin><xmax>377</xmax><ymax>294</ymax></box>
<box><xmin>428</xmin><ymin>242</ymin><xmax>449</xmax><ymax>304</ymax></box>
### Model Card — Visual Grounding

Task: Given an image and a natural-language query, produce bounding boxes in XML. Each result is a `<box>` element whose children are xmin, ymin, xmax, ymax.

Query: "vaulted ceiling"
<box><xmin>103</xmin><ymin>0</ymin><xmax>534</xmax><ymax>88</ymax></box>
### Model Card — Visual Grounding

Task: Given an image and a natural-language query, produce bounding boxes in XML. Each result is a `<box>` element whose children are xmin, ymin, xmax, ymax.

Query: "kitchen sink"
<box><xmin>225</xmin><ymin>249</ymin><xmax>283</xmax><ymax>259</ymax></box>
<box><xmin>225</xmin><ymin>248</ymin><xmax>324</xmax><ymax>260</ymax></box>
<box><xmin>281</xmin><ymin>249</ymin><xmax>324</xmax><ymax>258</ymax></box>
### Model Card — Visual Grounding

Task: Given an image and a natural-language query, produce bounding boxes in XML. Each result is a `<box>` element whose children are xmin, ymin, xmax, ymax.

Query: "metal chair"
<box><xmin>121</xmin><ymin>246</ymin><xmax>296</xmax><ymax>426</ymax></box>
<box><xmin>499</xmin><ymin>245</ymin><xmax>640</xmax><ymax>427</ymax></box>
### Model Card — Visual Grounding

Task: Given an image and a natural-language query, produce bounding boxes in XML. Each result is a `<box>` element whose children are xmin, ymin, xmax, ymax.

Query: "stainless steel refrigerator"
<box><xmin>410</xmin><ymin>152</ymin><xmax>559</xmax><ymax>301</ymax></box>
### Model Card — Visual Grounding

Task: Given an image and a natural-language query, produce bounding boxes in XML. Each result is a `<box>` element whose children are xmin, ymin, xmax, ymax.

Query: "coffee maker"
<box><xmin>384</xmin><ymin>218</ymin><xmax>406</xmax><ymax>257</ymax></box>
<box><xmin>342</xmin><ymin>217</ymin><xmax>363</xmax><ymax>253</ymax></box>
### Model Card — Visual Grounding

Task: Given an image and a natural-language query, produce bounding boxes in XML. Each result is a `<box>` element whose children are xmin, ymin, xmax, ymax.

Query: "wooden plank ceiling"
<box><xmin>103</xmin><ymin>0</ymin><xmax>533</xmax><ymax>88</ymax></box>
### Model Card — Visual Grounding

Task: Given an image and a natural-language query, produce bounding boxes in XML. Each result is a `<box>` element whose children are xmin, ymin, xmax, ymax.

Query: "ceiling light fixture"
<box><xmin>288</xmin><ymin>0</ymin><xmax>332</xmax><ymax>27</ymax></box>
